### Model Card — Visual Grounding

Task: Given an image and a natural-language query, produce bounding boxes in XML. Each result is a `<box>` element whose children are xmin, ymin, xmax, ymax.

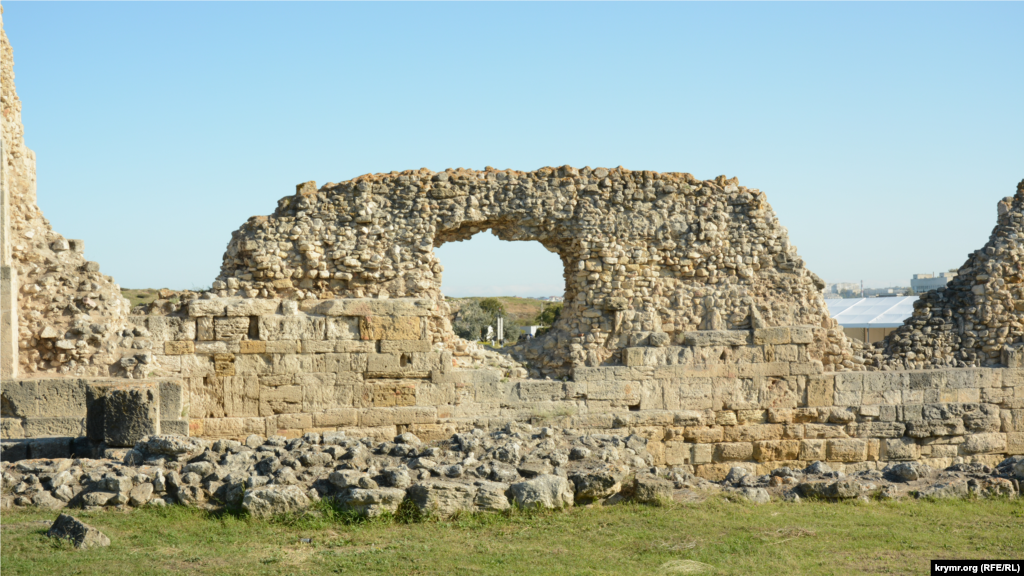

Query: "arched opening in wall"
<box><xmin>433</xmin><ymin>228</ymin><xmax>566</xmax><ymax>345</ymax></box>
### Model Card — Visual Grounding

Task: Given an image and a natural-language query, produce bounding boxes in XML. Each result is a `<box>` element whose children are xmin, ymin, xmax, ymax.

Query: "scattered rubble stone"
<box><xmin>47</xmin><ymin>514</ymin><xmax>110</xmax><ymax>549</ymax></box>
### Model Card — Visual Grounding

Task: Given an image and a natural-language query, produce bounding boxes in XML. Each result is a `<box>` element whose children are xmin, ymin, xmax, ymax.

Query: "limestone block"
<box><xmin>145</xmin><ymin>316</ymin><xmax>196</xmax><ymax>341</ymax></box>
<box><xmin>239</xmin><ymin>341</ymin><xmax>266</xmax><ymax>354</ymax></box>
<box><xmin>789</xmin><ymin>326</ymin><xmax>814</xmax><ymax>344</ymax></box>
<box><xmin>515</xmin><ymin>380</ymin><xmax>566</xmax><ymax>402</ymax></box>
<box><xmin>336</xmin><ymin>341</ymin><xmax>376</xmax><ymax>354</ymax></box>
<box><xmin>789</xmin><ymin>362</ymin><xmax>824</xmax><ymax>376</ymax></box>
<box><xmin>234</xmin><ymin>353</ymin><xmax>272</xmax><ymax>376</ymax></box>
<box><xmin>159</xmin><ymin>380</ymin><xmax>186</xmax><ymax>421</ymax></box>
<box><xmin>807</xmin><ymin>375</ymin><xmax>834</xmax><ymax>407</ymax></box>
<box><xmin>275</xmin><ymin>413</ymin><xmax>313</xmax><ymax>430</ymax></box>
<box><xmin>1</xmin><ymin>417</ymin><xmax>25</xmax><ymax>439</ymax></box>
<box><xmin>622</xmin><ymin>347</ymin><xmax>662</xmax><ymax>367</ymax></box>
<box><xmin>273</xmin><ymin>353</ymin><xmax>326</xmax><ymax>375</ymax></box>
<box><xmin>359</xmin><ymin>316</ymin><xmax>421</xmax><ymax>341</ymax></box>
<box><xmin>691</xmin><ymin>443</ymin><xmax>714</xmax><ymax>464</ymax></box>
<box><xmin>358</xmin><ymin>406</ymin><xmax>436</xmax><ymax>427</ymax></box>
<box><xmin>197</xmin><ymin>317</ymin><xmax>215</xmax><ymax>341</ymax></box>
<box><xmin>1</xmin><ymin>380</ymin><xmax>38</xmax><ymax>417</ymax></box>
<box><xmin>181</xmin><ymin>355</ymin><xmax>214</xmax><ymax>377</ymax></box>
<box><xmin>301</xmin><ymin>340</ymin><xmax>335</xmax><ymax>353</ymax></box>
<box><xmin>713</xmin><ymin>442</ymin><xmax>753</xmax><ymax>461</ymax></box>
<box><xmin>259</xmin><ymin>316</ymin><xmax>326</xmax><ymax>341</ymax></box>
<box><xmin>259</xmin><ymin>386</ymin><xmax>302</xmax><ymax>416</ymax></box>
<box><xmin>587</xmin><ymin>380</ymin><xmax>641</xmax><ymax>403</ymax></box>
<box><xmin>164</xmin><ymin>341</ymin><xmax>195</xmax><ymax>355</ymax></box>
<box><xmin>804</xmin><ymin>424</ymin><xmax>850</xmax><ymax>439</ymax></box>
<box><xmin>799</xmin><ymin>439</ymin><xmax>826</xmax><ymax>461</ymax></box>
<box><xmin>161</xmin><ymin>420</ymin><xmax>189</xmax><ymax>436</ymax></box>
<box><xmin>313</xmin><ymin>409</ymin><xmax>358</xmax><ymax>427</ymax></box>
<box><xmin>215</xmin><ymin>317</ymin><xmax>251</xmax><ymax>341</ymax></box>
<box><xmin>1003</xmin><ymin>344</ymin><xmax>1024</xmax><ymax>368</ymax></box>
<box><xmin>960</xmin><ymin>433</ymin><xmax>1007</xmax><ymax>454</ymax></box>
<box><xmin>758</xmin><ymin>376</ymin><xmax>804</xmax><ymax>409</ymax></box>
<box><xmin>574</xmin><ymin>366</ymin><xmax>654</xmax><ymax>382</ymax></box>
<box><xmin>195</xmin><ymin>341</ymin><xmax>233</xmax><ymax>355</ymax></box>
<box><xmin>1006</xmin><ymin>432</ymin><xmax>1024</xmax><ymax>454</ymax></box>
<box><xmin>826</xmin><ymin>439</ymin><xmax>867</xmax><ymax>462</ymax></box>
<box><xmin>204</xmin><ymin>417</ymin><xmax>246</xmax><ymax>438</ymax></box>
<box><xmin>883</xmin><ymin>437</ymin><xmax>920</xmax><ymax>460</ymax></box>
<box><xmin>735</xmin><ymin>363</ymin><xmax>791</xmax><ymax>378</ymax></box>
<box><xmin>326</xmin><ymin>317</ymin><xmax>360</xmax><ymax>340</ymax></box>
<box><xmin>754</xmin><ymin>327</ymin><xmax>791</xmax><ymax>345</ymax></box>
<box><xmin>188</xmin><ymin>299</ymin><xmax>229</xmax><ymax>317</ymax></box>
<box><xmin>753</xmin><ymin>440</ymin><xmax>800</xmax><ymax>462</ymax></box>
<box><xmin>23</xmin><ymin>417</ymin><xmax>85</xmax><ymax>437</ymax></box>
<box><xmin>212</xmin><ymin>353</ymin><xmax>235</xmax><ymax>376</ymax></box>
<box><xmin>225</xmin><ymin>299</ymin><xmax>280</xmax><ymax>317</ymax></box>
<box><xmin>28</xmin><ymin>436</ymin><xmax>73</xmax><ymax>459</ymax></box>
<box><xmin>665</xmin><ymin>377</ymin><xmax>714</xmax><ymax>411</ymax></box>
<box><xmin>224</xmin><ymin>376</ymin><xmax>259</xmax><ymax>417</ymax></box>
<box><xmin>685</xmin><ymin>426</ymin><xmax>723</xmax><ymax>444</ymax></box>
<box><xmin>189</xmin><ymin>376</ymin><xmax>226</xmax><ymax>419</ymax></box>
<box><xmin>317</xmin><ymin>298</ymin><xmax>433</xmax><ymax>317</ymax></box>
<box><xmin>723</xmin><ymin>424</ymin><xmax>784</xmax><ymax>442</ymax></box>
<box><xmin>300</xmin><ymin>375</ymin><xmax>353</xmax><ymax>412</ymax></box>
<box><xmin>714</xmin><ymin>378</ymin><xmax>758</xmax><ymax>410</ymax></box>
<box><xmin>847</xmin><ymin>422</ymin><xmax>906</xmax><ymax>438</ymax></box>
<box><xmin>265</xmin><ymin>341</ymin><xmax>300</xmax><ymax>354</ymax></box>
<box><xmin>103</xmin><ymin>383</ymin><xmax>160</xmax><ymax>447</ymax></box>
<box><xmin>682</xmin><ymin>331</ymin><xmax>751</xmax><ymax>346</ymax></box>
<box><xmin>380</xmin><ymin>340</ymin><xmax>432</xmax><ymax>354</ymax></box>
<box><xmin>359</xmin><ymin>381</ymin><xmax>417</xmax><ymax>407</ymax></box>
<box><xmin>664</xmin><ymin>441</ymin><xmax>693</xmax><ymax>466</ymax></box>
<box><xmin>909</xmin><ymin>370</ymin><xmax>946</xmax><ymax>390</ymax></box>
<box><xmin>407</xmin><ymin>481</ymin><xmax>478</xmax><ymax>518</ymax></box>
<box><xmin>34</xmin><ymin>379</ymin><xmax>87</xmax><ymax>414</ymax></box>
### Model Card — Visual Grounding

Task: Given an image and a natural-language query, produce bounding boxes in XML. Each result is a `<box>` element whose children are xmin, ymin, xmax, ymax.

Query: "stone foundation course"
<box><xmin>2</xmin><ymin>429</ymin><xmax>1021</xmax><ymax>520</ymax></box>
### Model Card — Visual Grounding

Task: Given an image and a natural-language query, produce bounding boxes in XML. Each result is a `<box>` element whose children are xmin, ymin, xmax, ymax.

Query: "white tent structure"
<box><xmin>824</xmin><ymin>296</ymin><xmax>917</xmax><ymax>344</ymax></box>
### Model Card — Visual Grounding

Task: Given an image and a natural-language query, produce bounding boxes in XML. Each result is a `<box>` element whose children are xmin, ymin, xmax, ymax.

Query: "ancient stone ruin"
<box><xmin>0</xmin><ymin>10</ymin><xmax>1022</xmax><ymax>511</ymax></box>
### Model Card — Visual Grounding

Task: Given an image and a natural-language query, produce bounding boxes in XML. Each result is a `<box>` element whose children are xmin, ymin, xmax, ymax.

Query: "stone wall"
<box><xmin>7</xmin><ymin>296</ymin><xmax>1017</xmax><ymax>477</ymax></box>
<box><xmin>1</xmin><ymin>13</ymin><xmax>130</xmax><ymax>379</ymax></box>
<box><xmin>867</xmin><ymin>180</ymin><xmax>1024</xmax><ymax>370</ymax></box>
<box><xmin>214</xmin><ymin>170</ymin><xmax>857</xmax><ymax>377</ymax></box>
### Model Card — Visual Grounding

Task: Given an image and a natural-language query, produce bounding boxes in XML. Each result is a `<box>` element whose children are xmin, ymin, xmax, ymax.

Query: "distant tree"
<box><xmin>452</xmin><ymin>300</ymin><xmax>491</xmax><ymax>341</ymax></box>
<box><xmin>535</xmin><ymin>303</ymin><xmax>562</xmax><ymax>326</ymax></box>
<box><xmin>479</xmin><ymin>298</ymin><xmax>506</xmax><ymax>317</ymax></box>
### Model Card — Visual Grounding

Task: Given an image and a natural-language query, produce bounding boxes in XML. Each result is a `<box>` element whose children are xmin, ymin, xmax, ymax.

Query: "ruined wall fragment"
<box><xmin>1</xmin><ymin>12</ymin><xmax>129</xmax><ymax>377</ymax></box>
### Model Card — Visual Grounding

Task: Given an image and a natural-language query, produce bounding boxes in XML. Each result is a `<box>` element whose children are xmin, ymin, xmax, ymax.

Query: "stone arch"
<box><xmin>216</xmin><ymin>166</ymin><xmax>853</xmax><ymax>376</ymax></box>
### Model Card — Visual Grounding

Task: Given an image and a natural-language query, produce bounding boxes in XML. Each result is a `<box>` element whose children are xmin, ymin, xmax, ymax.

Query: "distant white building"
<box><xmin>825</xmin><ymin>282</ymin><xmax>860</xmax><ymax>296</ymax></box>
<box><xmin>520</xmin><ymin>325</ymin><xmax>543</xmax><ymax>338</ymax></box>
<box><xmin>911</xmin><ymin>272</ymin><xmax>956</xmax><ymax>293</ymax></box>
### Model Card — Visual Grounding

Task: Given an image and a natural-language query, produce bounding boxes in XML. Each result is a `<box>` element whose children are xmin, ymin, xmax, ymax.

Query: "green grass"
<box><xmin>121</xmin><ymin>289</ymin><xmax>160</xmax><ymax>308</ymax></box>
<box><xmin>2</xmin><ymin>497</ymin><xmax>1022</xmax><ymax>575</ymax></box>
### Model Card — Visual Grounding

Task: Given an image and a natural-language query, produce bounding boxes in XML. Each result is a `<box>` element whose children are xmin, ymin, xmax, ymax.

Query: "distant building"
<box><xmin>520</xmin><ymin>325</ymin><xmax>543</xmax><ymax>338</ymax></box>
<box><xmin>911</xmin><ymin>272</ymin><xmax>956</xmax><ymax>293</ymax></box>
<box><xmin>863</xmin><ymin>287</ymin><xmax>907</xmax><ymax>297</ymax></box>
<box><xmin>824</xmin><ymin>282</ymin><xmax>861</xmax><ymax>297</ymax></box>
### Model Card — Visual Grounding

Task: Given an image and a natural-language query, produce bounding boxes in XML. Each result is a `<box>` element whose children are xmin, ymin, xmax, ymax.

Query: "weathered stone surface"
<box><xmin>242</xmin><ymin>485</ymin><xmax>311</xmax><ymax>518</ymax></box>
<box><xmin>797</xmin><ymin>480</ymin><xmax>861</xmax><ymax>500</ymax></box>
<box><xmin>406</xmin><ymin>481</ymin><xmax>477</xmax><ymax>518</ymax></box>
<box><xmin>334</xmin><ymin>487</ymin><xmax>406</xmax><ymax>517</ymax></box>
<box><xmin>103</xmin><ymin>383</ymin><xmax>160</xmax><ymax>447</ymax></box>
<box><xmin>47</xmin><ymin>514</ymin><xmax>110</xmax><ymax>548</ymax></box>
<box><xmin>509</xmin><ymin>474</ymin><xmax>574</xmax><ymax>509</ymax></box>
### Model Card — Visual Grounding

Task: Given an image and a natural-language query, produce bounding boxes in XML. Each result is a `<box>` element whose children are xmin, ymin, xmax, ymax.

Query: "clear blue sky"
<box><xmin>4</xmin><ymin>2</ymin><xmax>1022</xmax><ymax>296</ymax></box>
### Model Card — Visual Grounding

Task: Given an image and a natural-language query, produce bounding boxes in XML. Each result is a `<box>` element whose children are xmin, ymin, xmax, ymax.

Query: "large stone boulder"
<box><xmin>406</xmin><ymin>481</ymin><xmax>477</xmax><ymax>518</ymax></box>
<box><xmin>103</xmin><ymin>383</ymin><xmax>161</xmax><ymax>447</ymax></box>
<box><xmin>569</xmin><ymin>465</ymin><xmax>627</xmax><ymax>502</ymax></box>
<box><xmin>47</xmin><ymin>514</ymin><xmax>110</xmax><ymax>549</ymax></box>
<box><xmin>241</xmin><ymin>485</ymin><xmax>311</xmax><ymax>518</ymax></box>
<box><xmin>334</xmin><ymin>487</ymin><xmax>406</xmax><ymax>517</ymax></box>
<box><xmin>797</xmin><ymin>480</ymin><xmax>861</xmax><ymax>500</ymax></box>
<box><xmin>629</xmin><ymin>475</ymin><xmax>675</xmax><ymax>504</ymax></box>
<box><xmin>509</xmin><ymin>474</ymin><xmax>574</xmax><ymax>509</ymax></box>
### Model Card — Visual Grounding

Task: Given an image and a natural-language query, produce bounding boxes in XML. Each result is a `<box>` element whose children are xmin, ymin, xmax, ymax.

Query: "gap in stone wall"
<box><xmin>434</xmin><ymin>229</ymin><xmax>565</xmax><ymax>300</ymax></box>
